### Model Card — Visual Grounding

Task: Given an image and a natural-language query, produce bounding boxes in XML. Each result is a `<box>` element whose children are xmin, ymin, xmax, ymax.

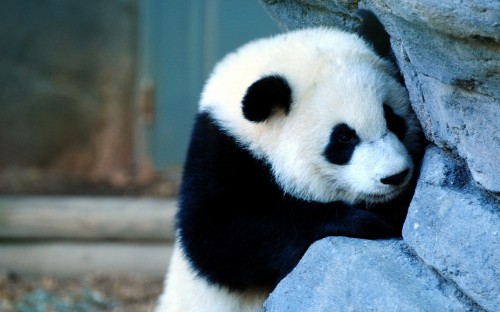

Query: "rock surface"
<box><xmin>260</xmin><ymin>0</ymin><xmax>499</xmax><ymax>311</ymax></box>
<box><xmin>263</xmin><ymin>237</ymin><xmax>483</xmax><ymax>312</ymax></box>
<box><xmin>403</xmin><ymin>146</ymin><xmax>500</xmax><ymax>311</ymax></box>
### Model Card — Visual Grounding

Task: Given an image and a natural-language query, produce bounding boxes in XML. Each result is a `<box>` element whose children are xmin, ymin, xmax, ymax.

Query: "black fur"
<box><xmin>356</xmin><ymin>9</ymin><xmax>391</xmax><ymax>59</ymax></box>
<box><xmin>384</xmin><ymin>104</ymin><xmax>408</xmax><ymax>141</ymax></box>
<box><xmin>177</xmin><ymin>112</ymin><xmax>419</xmax><ymax>291</ymax></box>
<box><xmin>380</xmin><ymin>169</ymin><xmax>409</xmax><ymax>185</ymax></box>
<box><xmin>356</xmin><ymin>9</ymin><xmax>405</xmax><ymax>85</ymax></box>
<box><xmin>242</xmin><ymin>75</ymin><xmax>292</xmax><ymax>122</ymax></box>
<box><xmin>323</xmin><ymin>123</ymin><xmax>360</xmax><ymax>165</ymax></box>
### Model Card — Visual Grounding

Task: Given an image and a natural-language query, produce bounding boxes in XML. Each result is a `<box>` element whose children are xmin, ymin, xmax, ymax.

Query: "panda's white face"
<box><xmin>200</xmin><ymin>28</ymin><xmax>421</xmax><ymax>204</ymax></box>
<box><xmin>257</xmin><ymin>68</ymin><xmax>417</xmax><ymax>204</ymax></box>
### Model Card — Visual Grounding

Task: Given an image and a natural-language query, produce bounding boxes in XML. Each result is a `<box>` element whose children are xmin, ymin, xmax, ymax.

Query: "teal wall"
<box><xmin>0</xmin><ymin>0</ymin><xmax>137</xmax><ymax>168</ymax></box>
<box><xmin>139</xmin><ymin>0</ymin><xmax>279</xmax><ymax>170</ymax></box>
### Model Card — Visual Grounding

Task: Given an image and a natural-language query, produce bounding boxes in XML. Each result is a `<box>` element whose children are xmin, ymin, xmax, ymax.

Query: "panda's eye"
<box><xmin>338</xmin><ymin>133</ymin><xmax>355</xmax><ymax>144</ymax></box>
<box><xmin>336</xmin><ymin>126</ymin><xmax>357</xmax><ymax>145</ymax></box>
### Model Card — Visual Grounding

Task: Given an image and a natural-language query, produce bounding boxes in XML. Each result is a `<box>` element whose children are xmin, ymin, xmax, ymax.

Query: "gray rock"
<box><xmin>403</xmin><ymin>146</ymin><xmax>500</xmax><ymax>311</ymax></box>
<box><xmin>263</xmin><ymin>237</ymin><xmax>482</xmax><ymax>312</ymax></box>
<box><xmin>260</xmin><ymin>0</ymin><xmax>359</xmax><ymax>31</ymax></box>
<box><xmin>369</xmin><ymin>0</ymin><xmax>500</xmax><ymax>41</ymax></box>
<box><xmin>403</xmin><ymin>72</ymin><xmax>499</xmax><ymax>191</ymax></box>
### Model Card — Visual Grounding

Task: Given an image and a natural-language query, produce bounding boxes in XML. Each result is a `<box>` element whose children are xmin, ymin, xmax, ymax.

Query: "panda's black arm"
<box><xmin>178</xmin><ymin>192</ymin><xmax>396</xmax><ymax>290</ymax></box>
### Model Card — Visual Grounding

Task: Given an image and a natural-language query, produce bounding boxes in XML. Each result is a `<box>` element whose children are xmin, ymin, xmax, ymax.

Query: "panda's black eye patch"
<box><xmin>323</xmin><ymin>124</ymin><xmax>360</xmax><ymax>165</ymax></box>
<box><xmin>384</xmin><ymin>104</ymin><xmax>407</xmax><ymax>141</ymax></box>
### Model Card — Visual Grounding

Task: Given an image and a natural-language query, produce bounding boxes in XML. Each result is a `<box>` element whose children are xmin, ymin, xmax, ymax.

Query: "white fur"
<box><xmin>200</xmin><ymin>28</ymin><xmax>420</xmax><ymax>204</ymax></box>
<box><xmin>155</xmin><ymin>243</ymin><xmax>268</xmax><ymax>312</ymax></box>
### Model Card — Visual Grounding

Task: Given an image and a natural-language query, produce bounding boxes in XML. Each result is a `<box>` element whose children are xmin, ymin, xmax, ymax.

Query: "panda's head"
<box><xmin>200</xmin><ymin>28</ymin><xmax>421</xmax><ymax>204</ymax></box>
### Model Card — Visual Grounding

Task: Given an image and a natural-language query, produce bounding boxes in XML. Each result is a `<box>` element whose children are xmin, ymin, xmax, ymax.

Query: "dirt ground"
<box><xmin>0</xmin><ymin>271</ymin><xmax>164</xmax><ymax>312</ymax></box>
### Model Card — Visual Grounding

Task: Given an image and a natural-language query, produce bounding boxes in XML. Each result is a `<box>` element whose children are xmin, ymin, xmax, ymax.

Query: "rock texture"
<box><xmin>263</xmin><ymin>238</ymin><xmax>483</xmax><ymax>312</ymax></box>
<box><xmin>260</xmin><ymin>0</ymin><xmax>499</xmax><ymax>311</ymax></box>
<box><xmin>403</xmin><ymin>146</ymin><xmax>499</xmax><ymax>311</ymax></box>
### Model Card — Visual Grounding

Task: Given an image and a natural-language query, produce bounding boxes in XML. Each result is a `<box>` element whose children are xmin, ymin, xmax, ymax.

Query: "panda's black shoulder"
<box><xmin>176</xmin><ymin>111</ymin><xmax>313</xmax><ymax>288</ymax></box>
<box><xmin>179</xmin><ymin>111</ymin><xmax>278</xmax><ymax>209</ymax></box>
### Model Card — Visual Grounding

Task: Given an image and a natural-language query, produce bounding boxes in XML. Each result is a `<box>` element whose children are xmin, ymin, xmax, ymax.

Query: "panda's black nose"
<box><xmin>380</xmin><ymin>169</ymin><xmax>409</xmax><ymax>185</ymax></box>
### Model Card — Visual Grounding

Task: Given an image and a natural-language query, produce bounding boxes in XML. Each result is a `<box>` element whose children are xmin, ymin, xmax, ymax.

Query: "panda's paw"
<box><xmin>342</xmin><ymin>209</ymin><xmax>399</xmax><ymax>239</ymax></box>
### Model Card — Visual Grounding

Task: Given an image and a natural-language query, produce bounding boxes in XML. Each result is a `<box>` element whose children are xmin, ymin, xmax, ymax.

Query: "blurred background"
<box><xmin>0</xmin><ymin>0</ymin><xmax>278</xmax><ymax>310</ymax></box>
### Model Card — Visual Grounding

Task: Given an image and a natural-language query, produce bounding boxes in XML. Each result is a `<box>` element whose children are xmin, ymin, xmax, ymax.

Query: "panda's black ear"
<box><xmin>355</xmin><ymin>9</ymin><xmax>390</xmax><ymax>59</ymax></box>
<box><xmin>242</xmin><ymin>75</ymin><xmax>292</xmax><ymax>122</ymax></box>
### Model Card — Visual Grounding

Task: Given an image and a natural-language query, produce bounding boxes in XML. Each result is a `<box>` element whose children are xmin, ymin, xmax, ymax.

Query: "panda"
<box><xmin>156</xmin><ymin>10</ymin><xmax>424</xmax><ymax>312</ymax></box>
